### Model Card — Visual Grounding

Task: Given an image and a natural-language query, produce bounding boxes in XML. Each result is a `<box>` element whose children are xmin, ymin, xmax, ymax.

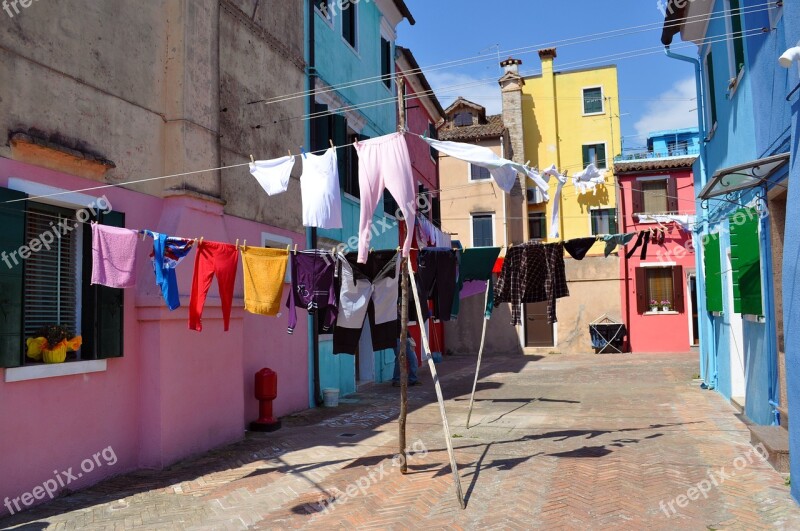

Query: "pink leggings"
<box><xmin>355</xmin><ymin>133</ymin><xmax>416</xmax><ymax>263</ymax></box>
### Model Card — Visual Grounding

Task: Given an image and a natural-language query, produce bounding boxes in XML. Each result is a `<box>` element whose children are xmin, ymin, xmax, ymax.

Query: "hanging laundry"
<box><xmin>91</xmin><ymin>223</ymin><xmax>139</xmax><ymax>289</ymax></box>
<box><xmin>460</xmin><ymin>280</ymin><xmax>488</xmax><ymax>300</ymax></box>
<box><xmin>189</xmin><ymin>241</ymin><xmax>239</xmax><ymax>332</ymax></box>
<box><xmin>301</xmin><ymin>147</ymin><xmax>343</xmax><ymax>229</ymax></box>
<box><xmin>636</xmin><ymin>214</ymin><xmax>695</xmax><ymax>231</ymax></box>
<box><xmin>451</xmin><ymin>246</ymin><xmax>501</xmax><ymax>319</ymax></box>
<box><xmin>564</xmin><ymin>237</ymin><xmax>597</xmax><ymax>261</ymax></box>
<box><xmin>415</xmin><ymin>215</ymin><xmax>437</xmax><ymax>248</ymax></box>
<box><xmin>422</xmin><ymin>137</ymin><xmax>550</xmax><ymax>198</ymax></box>
<box><xmin>602</xmin><ymin>233</ymin><xmax>636</xmax><ymax>257</ymax></box>
<box><xmin>542</xmin><ymin>164</ymin><xmax>567</xmax><ymax>238</ymax></box>
<box><xmin>334</xmin><ymin>250</ymin><xmax>400</xmax><ymax>355</ymax></box>
<box><xmin>625</xmin><ymin>231</ymin><xmax>647</xmax><ymax>260</ymax></box>
<box><xmin>494</xmin><ymin>242</ymin><xmax>569</xmax><ymax>325</ymax></box>
<box><xmin>573</xmin><ymin>163</ymin><xmax>606</xmax><ymax>195</ymax></box>
<box><xmin>240</xmin><ymin>247</ymin><xmax>289</xmax><ymax>317</ymax></box>
<box><xmin>249</xmin><ymin>155</ymin><xmax>295</xmax><ymax>196</ymax></box>
<box><xmin>355</xmin><ymin>133</ymin><xmax>416</xmax><ymax>263</ymax></box>
<box><xmin>415</xmin><ymin>248</ymin><xmax>460</xmax><ymax>322</ymax></box>
<box><xmin>286</xmin><ymin>250</ymin><xmax>338</xmax><ymax>335</ymax></box>
<box><xmin>145</xmin><ymin>231</ymin><xmax>195</xmax><ymax>311</ymax></box>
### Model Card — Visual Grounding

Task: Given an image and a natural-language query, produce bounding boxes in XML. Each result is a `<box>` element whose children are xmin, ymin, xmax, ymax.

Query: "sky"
<box><xmin>397</xmin><ymin>0</ymin><xmax>701</xmax><ymax>153</ymax></box>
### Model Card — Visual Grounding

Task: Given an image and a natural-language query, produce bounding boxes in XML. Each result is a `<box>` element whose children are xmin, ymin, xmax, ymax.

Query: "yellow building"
<box><xmin>518</xmin><ymin>49</ymin><xmax>622</xmax><ymax>249</ymax></box>
<box><xmin>498</xmin><ymin>49</ymin><xmax>624</xmax><ymax>352</ymax></box>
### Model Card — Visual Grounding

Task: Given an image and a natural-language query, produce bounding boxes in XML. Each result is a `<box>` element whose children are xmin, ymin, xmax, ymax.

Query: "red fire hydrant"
<box><xmin>249</xmin><ymin>368</ymin><xmax>281</xmax><ymax>432</ymax></box>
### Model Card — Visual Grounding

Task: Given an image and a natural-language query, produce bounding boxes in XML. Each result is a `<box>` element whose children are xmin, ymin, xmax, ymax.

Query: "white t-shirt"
<box><xmin>301</xmin><ymin>148</ymin><xmax>343</xmax><ymax>229</ymax></box>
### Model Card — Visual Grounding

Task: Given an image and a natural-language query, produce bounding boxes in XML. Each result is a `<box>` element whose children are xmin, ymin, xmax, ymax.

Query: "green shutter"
<box><xmin>312</xmin><ymin>102</ymin><xmax>330</xmax><ymax>152</ymax></box>
<box><xmin>332</xmin><ymin>114</ymin><xmax>348</xmax><ymax>190</ymax></box>
<box><xmin>707</xmin><ymin>52</ymin><xmax>718</xmax><ymax>125</ymax></box>
<box><xmin>582</xmin><ymin>145</ymin><xmax>591</xmax><ymax>168</ymax></box>
<box><xmin>597</xmin><ymin>144</ymin><xmax>607</xmax><ymax>169</ymax></box>
<box><xmin>729</xmin><ymin>0</ymin><xmax>745</xmax><ymax>73</ymax></box>
<box><xmin>0</xmin><ymin>188</ymin><xmax>27</xmax><ymax>367</ymax></box>
<box><xmin>729</xmin><ymin>208</ymin><xmax>762</xmax><ymax>316</ymax></box>
<box><xmin>97</xmin><ymin>211</ymin><xmax>125</xmax><ymax>358</ymax></box>
<box><xmin>703</xmin><ymin>235</ymin><xmax>724</xmax><ymax>312</ymax></box>
<box><xmin>608</xmin><ymin>209</ymin><xmax>618</xmax><ymax>235</ymax></box>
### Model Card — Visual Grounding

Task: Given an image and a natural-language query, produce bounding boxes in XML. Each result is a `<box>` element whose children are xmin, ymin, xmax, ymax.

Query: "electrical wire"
<box><xmin>249</xmin><ymin>2</ymin><xmax>774</xmax><ymax>107</ymax></box>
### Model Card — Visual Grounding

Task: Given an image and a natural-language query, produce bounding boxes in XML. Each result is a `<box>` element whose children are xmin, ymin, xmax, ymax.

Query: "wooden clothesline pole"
<box><xmin>466</xmin><ymin>280</ymin><xmax>492</xmax><ymax>429</ymax></box>
<box><xmin>397</xmin><ymin>78</ymin><xmax>409</xmax><ymax>475</ymax></box>
<box><xmin>407</xmin><ymin>259</ymin><xmax>466</xmax><ymax>509</ymax></box>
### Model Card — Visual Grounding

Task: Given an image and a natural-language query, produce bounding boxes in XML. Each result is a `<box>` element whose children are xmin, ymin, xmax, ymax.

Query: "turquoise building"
<box><xmin>304</xmin><ymin>0</ymin><xmax>415</xmax><ymax>404</ymax></box>
<box><xmin>661</xmin><ymin>0</ymin><xmax>788</xmax><ymax>431</ymax></box>
<box><xmin>646</xmin><ymin>128</ymin><xmax>700</xmax><ymax>158</ymax></box>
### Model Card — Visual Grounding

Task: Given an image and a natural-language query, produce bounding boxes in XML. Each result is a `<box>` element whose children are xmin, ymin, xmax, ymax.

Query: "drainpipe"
<box><xmin>664</xmin><ymin>45</ymin><xmax>715</xmax><ymax>388</ymax></box>
<box><xmin>306</xmin><ymin>0</ymin><xmax>323</xmax><ymax>407</ymax></box>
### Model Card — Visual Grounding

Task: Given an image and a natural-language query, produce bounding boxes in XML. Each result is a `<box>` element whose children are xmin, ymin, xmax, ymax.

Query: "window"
<box><xmin>0</xmin><ymin>187</ymin><xmax>124</xmax><ymax>369</ymax></box>
<box><xmin>528</xmin><ymin>212</ymin><xmax>546</xmax><ymax>240</ymax></box>
<box><xmin>705</xmin><ymin>51</ymin><xmax>718</xmax><ymax>127</ymax></box>
<box><xmin>728</xmin><ymin>0</ymin><xmax>745</xmax><ymax>75</ymax></box>
<box><xmin>381</xmin><ymin>37</ymin><xmax>392</xmax><ymax>89</ymax></box>
<box><xmin>428</xmin><ymin>123</ymin><xmax>438</xmax><ymax>160</ymax></box>
<box><xmin>582</xmin><ymin>143</ymin><xmax>607</xmax><ymax>169</ymax></box>
<box><xmin>384</xmin><ymin>189</ymin><xmax>399</xmax><ymax>217</ymax></box>
<box><xmin>703</xmin><ymin>235</ymin><xmax>724</xmax><ymax>312</ymax></box>
<box><xmin>582</xmin><ymin>87</ymin><xmax>604</xmax><ymax>115</ymax></box>
<box><xmin>472</xmin><ymin>214</ymin><xmax>494</xmax><ymax>247</ymax></box>
<box><xmin>633</xmin><ymin>177</ymin><xmax>678</xmax><ymax>215</ymax></box>
<box><xmin>342</xmin><ymin>1</ymin><xmax>357</xmax><ymax>50</ymax></box>
<box><xmin>454</xmin><ymin>112</ymin><xmax>472</xmax><ymax>127</ymax></box>
<box><xmin>635</xmin><ymin>266</ymin><xmax>685</xmax><ymax>314</ymax></box>
<box><xmin>312</xmin><ymin>102</ymin><xmax>361</xmax><ymax>197</ymax></box>
<box><xmin>590</xmin><ymin>208</ymin><xmax>617</xmax><ymax>236</ymax></box>
<box><xmin>469</xmin><ymin>164</ymin><xmax>491</xmax><ymax>181</ymax></box>
<box><xmin>729</xmin><ymin>207</ymin><xmax>763</xmax><ymax>316</ymax></box>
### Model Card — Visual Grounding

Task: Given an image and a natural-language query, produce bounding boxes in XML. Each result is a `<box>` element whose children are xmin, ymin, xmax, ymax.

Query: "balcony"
<box><xmin>615</xmin><ymin>145</ymin><xmax>700</xmax><ymax>162</ymax></box>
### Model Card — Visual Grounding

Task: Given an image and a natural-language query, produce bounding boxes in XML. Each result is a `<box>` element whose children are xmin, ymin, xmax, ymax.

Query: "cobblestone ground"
<box><xmin>2</xmin><ymin>351</ymin><xmax>798</xmax><ymax>530</ymax></box>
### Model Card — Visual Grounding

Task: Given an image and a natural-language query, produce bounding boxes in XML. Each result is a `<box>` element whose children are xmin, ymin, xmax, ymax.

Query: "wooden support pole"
<box><xmin>397</xmin><ymin>77</ymin><xmax>409</xmax><ymax>474</ymax></box>
<box><xmin>466</xmin><ymin>281</ymin><xmax>492</xmax><ymax>429</ymax></box>
<box><xmin>407</xmin><ymin>259</ymin><xmax>466</xmax><ymax>509</ymax></box>
<box><xmin>398</xmin><ymin>257</ymin><xmax>409</xmax><ymax>474</ymax></box>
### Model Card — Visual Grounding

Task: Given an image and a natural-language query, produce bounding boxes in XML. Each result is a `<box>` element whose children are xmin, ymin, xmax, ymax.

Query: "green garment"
<box><xmin>451</xmin><ymin>247</ymin><xmax>502</xmax><ymax>319</ymax></box>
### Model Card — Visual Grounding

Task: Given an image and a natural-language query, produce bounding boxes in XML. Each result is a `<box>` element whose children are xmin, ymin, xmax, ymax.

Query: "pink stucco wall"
<box><xmin>0</xmin><ymin>159</ymin><xmax>309</xmax><ymax>513</ymax></box>
<box><xmin>618</xmin><ymin>167</ymin><xmax>697</xmax><ymax>354</ymax></box>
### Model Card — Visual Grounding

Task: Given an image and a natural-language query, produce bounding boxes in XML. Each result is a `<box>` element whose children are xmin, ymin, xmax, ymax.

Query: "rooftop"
<box><xmin>439</xmin><ymin>114</ymin><xmax>505</xmax><ymax>141</ymax></box>
<box><xmin>614</xmin><ymin>155</ymin><xmax>697</xmax><ymax>174</ymax></box>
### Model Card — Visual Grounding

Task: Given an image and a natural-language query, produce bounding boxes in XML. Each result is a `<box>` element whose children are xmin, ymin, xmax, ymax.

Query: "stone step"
<box><xmin>749</xmin><ymin>425</ymin><xmax>790</xmax><ymax>473</ymax></box>
<box><xmin>731</xmin><ymin>396</ymin><xmax>745</xmax><ymax>415</ymax></box>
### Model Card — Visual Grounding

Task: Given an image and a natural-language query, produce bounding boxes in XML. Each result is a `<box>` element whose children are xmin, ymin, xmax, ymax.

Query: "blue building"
<box><xmin>304</xmin><ymin>0</ymin><xmax>415</xmax><ymax>404</ymax></box>
<box><xmin>647</xmin><ymin>128</ymin><xmax>701</xmax><ymax>157</ymax></box>
<box><xmin>661</xmin><ymin>0</ymin><xmax>793</xmax><ymax>471</ymax></box>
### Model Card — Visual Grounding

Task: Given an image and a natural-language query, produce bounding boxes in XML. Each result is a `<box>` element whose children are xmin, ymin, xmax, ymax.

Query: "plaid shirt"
<box><xmin>494</xmin><ymin>242</ymin><xmax>569</xmax><ymax>325</ymax></box>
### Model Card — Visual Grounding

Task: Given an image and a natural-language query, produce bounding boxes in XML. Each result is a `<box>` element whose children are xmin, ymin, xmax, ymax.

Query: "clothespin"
<box><xmin>370</xmin><ymin>247</ymin><xmax>375</xmax><ymax>253</ymax></box>
<box><xmin>288</xmin><ymin>149</ymin><xmax>293</xmax><ymax>157</ymax></box>
<box><xmin>199</xmin><ymin>237</ymin><xmax>204</xmax><ymax>245</ymax></box>
<box><xmin>243</xmin><ymin>239</ymin><xmax>247</xmax><ymax>249</ymax></box>
<box><xmin>140</xmin><ymin>230</ymin><xmax>147</xmax><ymax>242</ymax></box>
<box><xmin>329</xmin><ymin>139</ymin><xmax>335</xmax><ymax>149</ymax></box>
<box><xmin>249</xmin><ymin>154</ymin><xmax>255</xmax><ymax>164</ymax></box>
<box><xmin>300</xmin><ymin>146</ymin><xmax>307</xmax><ymax>159</ymax></box>
<box><xmin>286</xmin><ymin>244</ymin><xmax>291</xmax><ymax>253</ymax></box>
<box><xmin>331</xmin><ymin>247</ymin><xmax>336</xmax><ymax>255</ymax></box>
<box><xmin>293</xmin><ymin>244</ymin><xmax>298</xmax><ymax>255</ymax></box>
<box><xmin>236</xmin><ymin>239</ymin><xmax>239</xmax><ymax>248</ymax></box>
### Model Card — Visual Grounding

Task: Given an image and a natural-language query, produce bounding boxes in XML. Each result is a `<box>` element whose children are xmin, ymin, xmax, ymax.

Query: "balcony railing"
<box><xmin>615</xmin><ymin>145</ymin><xmax>700</xmax><ymax>162</ymax></box>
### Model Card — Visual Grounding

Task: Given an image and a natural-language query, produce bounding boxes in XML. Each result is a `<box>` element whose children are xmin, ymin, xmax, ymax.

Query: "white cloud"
<box><xmin>425</xmin><ymin>70</ymin><xmax>503</xmax><ymax>115</ymax></box>
<box><xmin>633</xmin><ymin>77</ymin><xmax>699</xmax><ymax>142</ymax></box>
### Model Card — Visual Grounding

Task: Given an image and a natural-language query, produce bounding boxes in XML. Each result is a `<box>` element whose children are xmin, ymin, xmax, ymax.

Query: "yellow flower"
<box><xmin>26</xmin><ymin>337</ymin><xmax>47</xmax><ymax>361</ymax></box>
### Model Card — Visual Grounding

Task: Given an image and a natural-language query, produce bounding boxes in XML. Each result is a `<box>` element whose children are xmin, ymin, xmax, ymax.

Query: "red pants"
<box><xmin>189</xmin><ymin>241</ymin><xmax>239</xmax><ymax>332</ymax></box>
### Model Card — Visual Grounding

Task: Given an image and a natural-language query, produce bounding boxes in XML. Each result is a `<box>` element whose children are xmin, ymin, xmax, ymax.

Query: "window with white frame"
<box><xmin>342</xmin><ymin>1</ymin><xmax>357</xmax><ymax>50</ymax></box>
<box><xmin>380</xmin><ymin>37</ymin><xmax>392</xmax><ymax>89</ymax></box>
<box><xmin>472</xmin><ymin>214</ymin><xmax>494</xmax><ymax>247</ymax></box>
<box><xmin>582</xmin><ymin>143</ymin><xmax>607</xmax><ymax>169</ymax></box>
<box><xmin>704</xmin><ymin>49</ymin><xmax>718</xmax><ymax>128</ymax></box>
<box><xmin>582</xmin><ymin>87</ymin><xmax>604</xmax><ymax>115</ymax></box>
<box><xmin>528</xmin><ymin>212</ymin><xmax>546</xmax><ymax>240</ymax></box>
<box><xmin>590</xmin><ymin>208</ymin><xmax>617</xmax><ymax>235</ymax></box>
<box><xmin>469</xmin><ymin>164</ymin><xmax>491</xmax><ymax>181</ymax></box>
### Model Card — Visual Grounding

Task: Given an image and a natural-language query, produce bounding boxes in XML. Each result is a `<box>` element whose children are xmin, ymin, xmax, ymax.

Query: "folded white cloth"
<box><xmin>249</xmin><ymin>156</ymin><xmax>295</xmax><ymax>196</ymax></box>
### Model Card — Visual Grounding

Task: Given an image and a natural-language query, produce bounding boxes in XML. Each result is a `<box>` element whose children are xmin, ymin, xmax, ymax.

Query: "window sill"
<box><xmin>5</xmin><ymin>359</ymin><xmax>107</xmax><ymax>383</ymax></box>
<box><xmin>582</xmin><ymin>111</ymin><xmax>605</xmax><ymax>117</ymax></box>
<box><xmin>643</xmin><ymin>311</ymin><xmax>680</xmax><ymax>316</ymax></box>
<box><xmin>342</xmin><ymin>38</ymin><xmax>360</xmax><ymax>58</ymax></box>
<box><xmin>744</xmin><ymin>314</ymin><xmax>766</xmax><ymax>323</ymax></box>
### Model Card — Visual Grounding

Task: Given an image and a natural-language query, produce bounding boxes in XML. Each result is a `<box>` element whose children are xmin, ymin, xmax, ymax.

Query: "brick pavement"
<box><xmin>1</xmin><ymin>351</ymin><xmax>798</xmax><ymax>530</ymax></box>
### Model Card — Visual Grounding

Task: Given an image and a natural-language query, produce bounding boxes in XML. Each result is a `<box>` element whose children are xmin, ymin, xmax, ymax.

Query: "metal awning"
<box><xmin>698</xmin><ymin>153</ymin><xmax>790</xmax><ymax>200</ymax></box>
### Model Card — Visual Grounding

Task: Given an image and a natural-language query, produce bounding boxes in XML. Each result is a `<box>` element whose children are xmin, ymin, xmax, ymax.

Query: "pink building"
<box><xmin>615</xmin><ymin>156</ymin><xmax>700</xmax><ymax>353</ymax></box>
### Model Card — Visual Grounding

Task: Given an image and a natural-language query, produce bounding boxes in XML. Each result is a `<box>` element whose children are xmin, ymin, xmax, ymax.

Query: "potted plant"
<box><xmin>661</xmin><ymin>300</ymin><xmax>672</xmax><ymax>312</ymax></box>
<box><xmin>649</xmin><ymin>300</ymin><xmax>659</xmax><ymax>313</ymax></box>
<box><xmin>26</xmin><ymin>325</ymin><xmax>82</xmax><ymax>364</ymax></box>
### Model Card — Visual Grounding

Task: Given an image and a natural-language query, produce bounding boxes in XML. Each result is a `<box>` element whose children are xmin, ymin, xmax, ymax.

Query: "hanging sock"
<box><xmin>354</xmin><ymin>133</ymin><xmax>416</xmax><ymax>263</ymax></box>
<box><xmin>240</xmin><ymin>247</ymin><xmax>289</xmax><ymax>317</ymax></box>
<box><xmin>625</xmin><ymin>231</ymin><xmax>646</xmax><ymax>260</ymax></box>
<box><xmin>640</xmin><ymin>231</ymin><xmax>651</xmax><ymax>259</ymax></box>
<box><xmin>189</xmin><ymin>241</ymin><xmax>239</xmax><ymax>332</ymax></box>
<box><xmin>301</xmin><ymin>147</ymin><xmax>343</xmax><ymax>229</ymax></box>
<box><xmin>602</xmin><ymin>233</ymin><xmax>636</xmax><ymax>258</ymax></box>
<box><xmin>91</xmin><ymin>224</ymin><xmax>139</xmax><ymax>289</ymax></box>
<box><xmin>564</xmin><ymin>237</ymin><xmax>597</xmax><ymax>261</ymax></box>
<box><xmin>249</xmin><ymin>155</ymin><xmax>295</xmax><ymax>196</ymax></box>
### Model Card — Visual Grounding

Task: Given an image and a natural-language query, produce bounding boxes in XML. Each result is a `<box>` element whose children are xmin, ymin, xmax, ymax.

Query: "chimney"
<box><xmin>500</xmin><ymin>57</ymin><xmax>522</xmax><ymax>75</ymax></box>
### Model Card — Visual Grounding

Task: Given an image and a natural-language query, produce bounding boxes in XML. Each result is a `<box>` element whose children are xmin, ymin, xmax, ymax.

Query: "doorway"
<box><xmin>725</xmin><ymin>249</ymin><xmax>746</xmax><ymax>398</ymax></box>
<box><xmin>688</xmin><ymin>274</ymin><xmax>700</xmax><ymax>346</ymax></box>
<box><xmin>525</xmin><ymin>301</ymin><xmax>554</xmax><ymax>347</ymax></box>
